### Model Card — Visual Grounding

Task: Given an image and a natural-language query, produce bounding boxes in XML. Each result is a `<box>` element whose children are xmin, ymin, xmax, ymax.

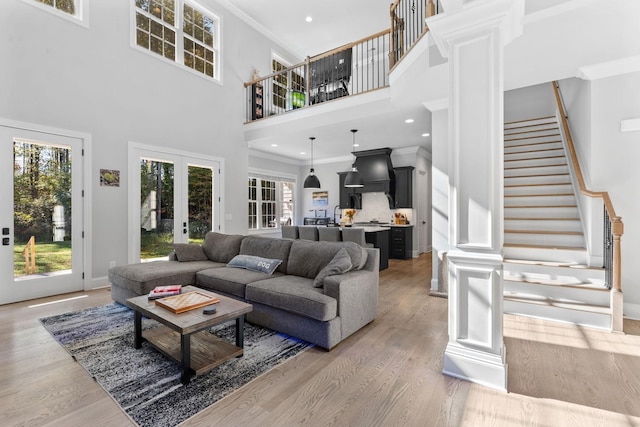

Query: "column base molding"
<box><xmin>443</xmin><ymin>342</ymin><xmax>508</xmax><ymax>392</ymax></box>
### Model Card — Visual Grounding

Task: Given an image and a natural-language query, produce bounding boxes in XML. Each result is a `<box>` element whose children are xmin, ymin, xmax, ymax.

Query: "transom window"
<box><xmin>25</xmin><ymin>0</ymin><xmax>87</xmax><ymax>26</ymax></box>
<box><xmin>133</xmin><ymin>0</ymin><xmax>220</xmax><ymax>80</ymax></box>
<box><xmin>248</xmin><ymin>176</ymin><xmax>295</xmax><ymax>231</ymax></box>
<box><xmin>36</xmin><ymin>0</ymin><xmax>75</xmax><ymax>14</ymax></box>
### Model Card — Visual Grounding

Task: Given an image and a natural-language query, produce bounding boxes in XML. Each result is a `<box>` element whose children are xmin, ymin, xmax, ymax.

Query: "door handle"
<box><xmin>2</xmin><ymin>238</ymin><xmax>9</xmax><ymax>246</ymax></box>
<box><xmin>2</xmin><ymin>227</ymin><xmax>9</xmax><ymax>235</ymax></box>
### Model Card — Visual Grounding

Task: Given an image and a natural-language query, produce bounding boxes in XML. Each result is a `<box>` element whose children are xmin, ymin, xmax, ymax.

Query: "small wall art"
<box><xmin>100</xmin><ymin>169</ymin><xmax>120</xmax><ymax>187</ymax></box>
<box><xmin>312</xmin><ymin>191</ymin><xmax>328</xmax><ymax>206</ymax></box>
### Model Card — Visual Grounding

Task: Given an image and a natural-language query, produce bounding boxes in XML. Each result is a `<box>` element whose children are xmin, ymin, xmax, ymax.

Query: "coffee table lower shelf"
<box><xmin>143</xmin><ymin>326</ymin><xmax>243</xmax><ymax>375</ymax></box>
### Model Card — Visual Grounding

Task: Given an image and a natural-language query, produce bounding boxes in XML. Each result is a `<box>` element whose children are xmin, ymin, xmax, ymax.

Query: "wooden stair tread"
<box><xmin>504</xmin><ymin>140</ymin><xmax>563</xmax><ymax>149</ymax></box>
<box><xmin>505</xmin><ymin>155</ymin><xmax>565</xmax><ymax>162</ymax></box>
<box><xmin>505</xmin><ymin>217</ymin><xmax>580</xmax><ymax>221</ymax></box>
<box><xmin>504</xmin><ymin>127</ymin><xmax>559</xmax><ymax>136</ymax></box>
<box><xmin>503</xmin><ymin>294</ymin><xmax>610</xmax><ymax>313</ymax></box>
<box><xmin>505</xmin><ymin>134</ymin><xmax>561</xmax><ymax>142</ymax></box>
<box><xmin>505</xmin><ymin>229</ymin><xmax>583</xmax><ymax>235</ymax></box>
<box><xmin>504</xmin><ymin>147</ymin><xmax>564</xmax><ymax>155</ymax></box>
<box><xmin>505</xmin><ymin>193</ymin><xmax>574</xmax><ymax>198</ymax></box>
<box><xmin>505</xmin><ymin>172</ymin><xmax>569</xmax><ymax>179</ymax></box>
<box><xmin>504</xmin><ymin>275</ymin><xmax>607</xmax><ymax>290</ymax></box>
<box><xmin>505</xmin><ymin>164</ymin><xmax>568</xmax><ymax>170</ymax></box>
<box><xmin>504</xmin><ymin>243</ymin><xmax>586</xmax><ymax>251</ymax></box>
<box><xmin>505</xmin><ymin>205</ymin><xmax>577</xmax><ymax>208</ymax></box>
<box><xmin>505</xmin><ymin>182</ymin><xmax>572</xmax><ymax>188</ymax></box>
<box><xmin>504</xmin><ymin>116</ymin><xmax>556</xmax><ymax>125</ymax></box>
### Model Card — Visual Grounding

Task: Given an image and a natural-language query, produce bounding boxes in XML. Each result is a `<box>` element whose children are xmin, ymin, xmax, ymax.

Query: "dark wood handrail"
<box><xmin>552</xmin><ymin>81</ymin><xmax>623</xmax><ymax>294</ymax></box>
<box><xmin>244</xmin><ymin>29</ymin><xmax>391</xmax><ymax>88</ymax></box>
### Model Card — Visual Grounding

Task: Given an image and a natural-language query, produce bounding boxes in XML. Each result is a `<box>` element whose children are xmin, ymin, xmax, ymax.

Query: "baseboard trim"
<box><xmin>624</xmin><ymin>302</ymin><xmax>640</xmax><ymax>321</ymax></box>
<box><xmin>88</xmin><ymin>276</ymin><xmax>110</xmax><ymax>290</ymax></box>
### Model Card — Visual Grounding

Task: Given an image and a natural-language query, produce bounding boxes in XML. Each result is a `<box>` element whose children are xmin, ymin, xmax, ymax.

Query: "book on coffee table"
<box><xmin>148</xmin><ymin>285</ymin><xmax>182</xmax><ymax>300</ymax></box>
<box><xmin>155</xmin><ymin>291</ymin><xmax>220</xmax><ymax>314</ymax></box>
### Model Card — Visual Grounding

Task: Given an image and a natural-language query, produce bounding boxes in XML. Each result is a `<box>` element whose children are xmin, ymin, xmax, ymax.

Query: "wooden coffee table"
<box><xmin>126</xmin><ymin>286</ymin><xmax>253</xmax><ymax>384</ymax></box>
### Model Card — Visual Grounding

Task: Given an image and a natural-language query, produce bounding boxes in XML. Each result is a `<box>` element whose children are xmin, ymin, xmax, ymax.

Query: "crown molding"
<box><xmin>215</xmin><ymin>0</ymin><xmax>303</xmax><ymax>59</ymax></box>
<box><xmin>248</xmin><ymin>149</ymin><xmax>303</xmax><ymax>166</ymax></box>
<box><xmin>578</xmin><ymin>55</ymin><xmax>640</xmax><ymax>81</ymax></box>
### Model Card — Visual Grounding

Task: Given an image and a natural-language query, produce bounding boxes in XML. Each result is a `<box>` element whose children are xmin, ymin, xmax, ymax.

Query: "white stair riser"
<box><xmin>504</xmin><ymin>174</ymin><xmax>571</xmax><ymax>186</ymax></box>
<box><xmin>504</xmin><ymin>206</ymin><xmax>578</xmax><ymax>218</ymax></box>
<box><xmin>505</xmin><ymin>148</ymin><xmax>565</xmax><ymax>161</ymax></box>
<box><xmin>504</xmin><ymin>261</ymin><xmax>605</xmax><ymax>281</ymax></box>
<box><xmin>505</xmin><ymin>194</ymin><xmax>576</xmax><ymax>206</ymax></box>
<box><xmin>505</xmin><ymin>135</ymin><xmax>561</xmax><ymax>145</ymax></box>
<box><xmin>505</xmin><ymin>157</ymin><xmax>567</xmax><ymax>169</ymax></box>
<box><xmin>503</xmin><ymin>246</ymin><xmax>588</xmax><ymax>264</ymax></box>
<box><xmin>505</xmin><ymin>218</ymin><xmax>582</xmax><ymax>232</ymax></box>
<box><xmin>504</xmin><ymin>127</ymin><xmax>560</xmax><ymax>138</ymax></box>
<box><xmin>505</xmin><ymin>165</ymin><xmax>569</xmax><ymax>176</ymax></box>
<box><xmin>503</xmin><ymin>299</ymin><xmax>610</xmax><ymax>329</ymax></box>
<box><xmin>505</xmin><ymin>184</ymin><xmax>573</xmax><ymax>196</ymax></box>
<box><xmin>505</xmin><ymin>118</ymin><xmax>557</xmax><ymax>129</ymax></box>
<box><xmin>504</xmin><ymin>281</ymin><xmax>609</xmax><ymax>305</ymax></box>
<box><xmin>505</xmin><ymin>232</ymin><xmax>584</xmax><ymax>247</ymax></box>
<box><xmin>504</xmin><ymin>141</ymin><xmax>563</xmax><ymax>158</ymax></box>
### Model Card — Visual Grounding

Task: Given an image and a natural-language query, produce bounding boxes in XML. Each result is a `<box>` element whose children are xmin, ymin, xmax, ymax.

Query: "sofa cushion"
<box><xmin>287</xmin><ymin>240</ymin><xmax>367</xmax><ymax>279</ymax></box>
<box><xmin>227</xmin><ymin>254</ymin><xmax>282</xmax><ymax>275</ymax></box>
<box><xmin>313</xmin><ymin>248</ymin><xmax>352</xmax><ymax>288</ymax></box>
<box><xmin>108</xmin><ymin>260</ymin><xmax>222</xmax><ymax>296</ymax></box>
<box><xmin>202</xmin><ymin>232</ymin><xmax>243</xmax><ymax>263</ymax></box>
<box><xmin>246</xmin><ymin>276</ymin><xmax>337</xmax><ymax>322</ymax></box>
<box><xmin>196</xmin><ymin>266</ymin><xmax>284</xmax><ymax>298</ymax></box>
<box><xmin>239</xmin><ymin>235</ymin><xmax>293</xmax><ymax>274</ymax></box>
<box><xmin>173</xmin><ymin>243</ymin><xmax>208</xmax><ymax>262</ymax></box>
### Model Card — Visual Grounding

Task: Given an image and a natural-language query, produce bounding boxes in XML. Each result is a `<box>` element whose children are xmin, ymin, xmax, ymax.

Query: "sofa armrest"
<box><xmin>323</xmin><ymin>250</ymin><xmax>379</xmax><ymax>340</ymax></box>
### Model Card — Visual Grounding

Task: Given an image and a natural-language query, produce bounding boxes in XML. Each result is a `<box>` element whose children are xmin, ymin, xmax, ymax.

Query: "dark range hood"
<box><xmin>352</xmin><ymin>148</ymin><xmax>396</xmax><ymax>206</ymax></box>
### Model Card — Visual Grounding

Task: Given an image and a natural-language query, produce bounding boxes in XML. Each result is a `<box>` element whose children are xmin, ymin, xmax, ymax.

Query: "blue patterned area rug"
<box><xmin>40</xmin><ymin>303</ymin><xmax>312</xmax><ymax>427</ymax></box>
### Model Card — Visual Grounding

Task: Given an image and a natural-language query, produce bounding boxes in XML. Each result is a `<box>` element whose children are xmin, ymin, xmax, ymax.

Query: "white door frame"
<box><xmin>0</xmin><ymin>118</ymin><xmax>92</xmax><ymax>304</ymax></box>
<box><xmin>128</xmin><ymin>142</ymin><xmax>224</xmax><ymax>263</ymax></box>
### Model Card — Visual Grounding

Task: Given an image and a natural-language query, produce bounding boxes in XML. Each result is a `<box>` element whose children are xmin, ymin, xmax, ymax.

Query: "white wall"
<box><xmin>0</xmin><ymin>0</ymin><xmax>295</xmax><ymax>281</ymax></box>
<box><xmin>430</xmin><ymin>108</ymin><xmax>449</xmax><ymax>291</ymax></box>
<box><xmin>504</xmin><ymin>82</ymin><xmax>556</xmax><ymax>122</ymax></box>
<box><xmin>589</xmin><ymin>71</ymin><xmax>640</xmax><ymax>317</ymax></box>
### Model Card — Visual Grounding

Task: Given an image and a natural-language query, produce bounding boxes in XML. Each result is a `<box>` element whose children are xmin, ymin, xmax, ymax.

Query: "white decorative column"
<box><xmin>427</xmin><ymin>0</ymin><xmax>524</xmax><ymax>391</ymax></box>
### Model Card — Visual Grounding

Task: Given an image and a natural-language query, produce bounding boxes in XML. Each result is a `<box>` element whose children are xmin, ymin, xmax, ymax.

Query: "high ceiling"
<box><xmin>219</xmin><ymin>0</ymin><xmax>394</xmax><ymax>59</ymax></box>
<box><xmin>218</xmin><ymin>0</ymin><xmax>432</xmax><ymax>162</ymax></box>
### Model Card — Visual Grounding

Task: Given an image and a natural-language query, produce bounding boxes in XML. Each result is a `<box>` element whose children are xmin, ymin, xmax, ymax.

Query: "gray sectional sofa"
<box><xmin>108</xmin><ymin>232</ymin><xmax>379</xmax><ymax>349</ymax></box>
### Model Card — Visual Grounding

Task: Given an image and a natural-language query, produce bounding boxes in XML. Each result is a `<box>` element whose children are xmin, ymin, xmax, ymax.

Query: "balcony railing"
<box><xmin>390</xmin><ymin>0</ymin><xmax>440</xmax><ymax>69</ymax></box>
<box><xmin>244</xmin><ymin>29</ymin><xmax>391</xmax><ymax>123</ymax></box>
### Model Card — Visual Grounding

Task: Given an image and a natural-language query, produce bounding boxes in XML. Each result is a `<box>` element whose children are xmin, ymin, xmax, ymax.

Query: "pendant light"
<box><xmin>344</xmin><ymin>129</ymin><xmax>364</xmax><ymax>188</ymax></box>
<box><xmin>303</xmin><ymin>136</ymin><xmax>321</xmax><ymax>188</ymax></box>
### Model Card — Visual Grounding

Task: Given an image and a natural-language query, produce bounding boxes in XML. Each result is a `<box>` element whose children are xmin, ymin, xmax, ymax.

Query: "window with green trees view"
<box><xmin>35</xmin><ymin>0</ymin><xmax>75</xmax><ymax>15</ymax></box>
<box><xmin>134</xmin><ymin>0</ymin><xmax>220</xmax><ymax>80</ymax></box>
<box><xmin>248</xmin><ymin>177</ymin><xmax>294</xmax><ymax>230</ymax></box>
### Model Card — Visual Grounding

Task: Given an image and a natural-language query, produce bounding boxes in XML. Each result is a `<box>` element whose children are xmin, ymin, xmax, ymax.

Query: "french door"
<box><xmin>129</xmin><ymin>144</ymin><xmax>221</xmax><ymax>263</ymax></box>
<box><xmin>0</xmin><ymin>125</ymin><xmax>84</xmax><ymax>304</ymax></box>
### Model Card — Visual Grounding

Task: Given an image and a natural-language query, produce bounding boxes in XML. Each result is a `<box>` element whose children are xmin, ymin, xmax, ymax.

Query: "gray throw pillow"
<box><xmin>227</xmin><ymin>255</ymin><xmax>283</xmax><ymax>275</ymax></box>
<box><xmin>173</xmin><ymin>243</ymin><xmax>208</xmax><ymax>262</ymax></box>
<box><xmin>313</xmin><ymin>248</ymin><xmax>352</xmax><ymax>287</ymax></box>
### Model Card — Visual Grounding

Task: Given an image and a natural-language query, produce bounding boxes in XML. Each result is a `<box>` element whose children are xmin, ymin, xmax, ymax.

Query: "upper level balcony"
<box><xmin>244</xmin><ymin>0</ymin><xmax>441</xmax><ymax>123</ymax></box>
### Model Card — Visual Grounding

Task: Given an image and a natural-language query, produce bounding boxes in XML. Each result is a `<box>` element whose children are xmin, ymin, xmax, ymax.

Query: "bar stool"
<box><xmin>281</xmin><ymin>225</ymin><xmax>298</xmax><ymax>239</ymax></box>
<box><xmin>298</xmin><ymin>226</ymin><xmax>319</xmax><ymax>241</ymax></box>
<box><xmin>318</xmin><ymin>227</ymin><xmax>341</xmax><ymax>242</ymax></box>
<box><xmin>341</xmin><ymin>227</ymin><xmax>374</xmax><ymax>248</ymax></box>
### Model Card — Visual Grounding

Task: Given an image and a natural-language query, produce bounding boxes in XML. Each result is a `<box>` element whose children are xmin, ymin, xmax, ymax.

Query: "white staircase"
<box><xmin>502</xmin><ymin>116</ymin><xmax>610</xmax><ymax>329</ymax></box>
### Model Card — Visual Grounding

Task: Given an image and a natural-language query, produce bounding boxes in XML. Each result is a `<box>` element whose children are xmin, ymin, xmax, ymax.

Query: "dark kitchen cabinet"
<box><xmin>337</xmin><ymin>172</ymin><xmax>362</xmax><ymax>209</ymax></box>
<box><xmin>393</xmin><ymin>166</ymin><xmax>414</xmax><ymax>208</ymax></box>
<box><xmin>390</xmin><ymin>226</ymin><xmax>413</xmax><ymax>259</ymax></box>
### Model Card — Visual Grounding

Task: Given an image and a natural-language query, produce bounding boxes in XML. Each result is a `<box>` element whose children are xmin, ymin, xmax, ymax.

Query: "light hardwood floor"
<box><xmin>2</xmin><ymin>254</ymin><xmax>640</xmax><ymax>426</ymax></box>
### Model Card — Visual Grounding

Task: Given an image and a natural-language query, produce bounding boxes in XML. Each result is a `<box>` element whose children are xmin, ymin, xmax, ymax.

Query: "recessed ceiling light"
<box><xmin>422</xmin><ymin>133</ymin><xmax>430</xmax><ymax>137</ymax></box>
<box><xmin>353</xmin><ymin>144</ymin><xmax>360</xmax><ymax>147</ymax></box>
<box><xmin>271</xmin><ymin>144</ymin><xmax>278</xmax><ymax>147</ymax></box>
<box><xmin>405</xmin><ymin>119</ymin><xmax>414</xmax><ymax>124</ymax></box>
<box><xmin>305</xmin><ymin>16</ymin><xmax>312</xmax><ymax>22</ymax></box>
<box><xmin>300</xmin><ymin>151</ymin><xmax>306</xmax><ymax>155</ymax></box>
